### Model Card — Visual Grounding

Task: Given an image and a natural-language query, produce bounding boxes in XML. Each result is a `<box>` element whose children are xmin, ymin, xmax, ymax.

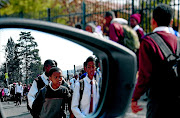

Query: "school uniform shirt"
<box><xmin>15</xmin><ymin>84</ymin><xmax>23</xmax><ymax>96</ymax></box>
<box><xmin>96</xmin><ymin>68</ymin><xmax>102</xmax><ymax>91</ymax></box>
<box><xmin>132</xmin><ymin>26</ymin><xmax>177</xmax><ymax>101</ymax></box>
<box><xmin>4</xmin><ymin>88</ymin><xmax>10</xmax><ymax>96</ymax></box>
<box><xmin>69</xmin><ymin>78</ymin><xmax>78</xmax><ymax>91</ymax></box>
<box><xmin>133</xmin><ymin>25</ymin><xmax>144</xmax><ymax>42</ymax></box>
<box><xmin>27</xmin><ymin>72</ymin><xmax>49</xmax><ymax>109</ymax></box>
<box><xmin>40</xmin><ymin>82</ymin><xmax>71</xmax><ymax>118</ymax></box>
<box><xmin>71</xmin><ymin>75</ymin><xmax>100</xmax><ymax>118</ymax></box>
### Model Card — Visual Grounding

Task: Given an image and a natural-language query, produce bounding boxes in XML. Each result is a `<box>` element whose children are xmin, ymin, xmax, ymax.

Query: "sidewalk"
<box><xmin>1</xmin><ymin>101</ymin><xmax>32</xmax><ymax>118</ymax></box>
<box><xmin>0</xmin><ymin>98</ymin><xmax>146</xmax><ymax>118</ymax></box>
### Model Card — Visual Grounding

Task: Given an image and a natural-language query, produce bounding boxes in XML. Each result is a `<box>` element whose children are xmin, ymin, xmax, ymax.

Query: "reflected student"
<box><xmin>27</xmin><ymin>59</ymin><xmax>57</xmax><ymax>117</ymax></box>
<box><xmin>33</xmin><ymin>67</ymin><xmax>71</xmax><ymax>118</ymax></box>
<box><xmin>71</xmin><ymin>56</ymin><xmax>100</xmax><ymax>117</ymax></box>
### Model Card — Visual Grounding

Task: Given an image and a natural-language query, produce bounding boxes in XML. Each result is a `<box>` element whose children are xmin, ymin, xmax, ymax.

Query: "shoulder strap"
<box><xmin>41</xmin><ymin>86</ymin><xmax>47</xmax><ymax>101</ymax></box>
<box><xmin>78</xmin><ymin>79</ymin><xmax>84</xmax><ymax>108</ymax></box>
<box><xmin>149</xmin><ymin>33</ymin><xmax>177</xmax><ymax>61</ymax></box>
<box><xmin>176</xmin><ymin>37</ymin><xmax>180</xmax><ymax>56</ymax></box>
<box><xmin>35</xmin><ymin>76</ymin><xmax>45</xmax><ymax>91</ymax></box>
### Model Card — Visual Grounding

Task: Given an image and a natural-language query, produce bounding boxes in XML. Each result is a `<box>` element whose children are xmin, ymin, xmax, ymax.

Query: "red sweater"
<box><xmin>132</xmin><ymin>31</ymin><xmax>177</xmax><ymax>101</ymax></box>
<box><xmin>136</xmin><ymin>29</ymin><xmax>144</xmax><ymax>42</ymax></box>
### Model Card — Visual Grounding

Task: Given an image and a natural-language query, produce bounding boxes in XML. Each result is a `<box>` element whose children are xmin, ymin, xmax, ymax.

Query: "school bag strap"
<box><xmin>32</xmin><ymin>86</ymin><xmax>47</xmax><ymax>117</ymax></box>
<box><xmin>78</xmin><ymin>79</ymin><xmax>98</xmax><ymax>109</ymax></box>
<box><xmin>149</xmin><ymin>33</ymin><xmax>180</xmax><ymax>61</ymax></box>
<box><xmin>34</xmin><ymin>75</ymin><xmax>46</xmax><ymax>90</ymax></box>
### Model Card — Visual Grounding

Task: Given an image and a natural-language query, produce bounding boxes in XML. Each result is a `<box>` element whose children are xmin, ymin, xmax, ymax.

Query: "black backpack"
<box><xmin>149</xmin><ymin>33</ymin><xmax>180</xmax><ymax>96</ymax></box>
<box><xmin>27</xmin><ymin>76</ymin><xmax>46</xmax><ymax>117</ymax></box>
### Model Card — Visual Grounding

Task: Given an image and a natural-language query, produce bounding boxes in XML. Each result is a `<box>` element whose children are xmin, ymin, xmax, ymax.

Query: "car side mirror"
<box><xmin>0</xmin><ymin>18</ymin><xmax>137</xmax><ymax>118</ymax></box>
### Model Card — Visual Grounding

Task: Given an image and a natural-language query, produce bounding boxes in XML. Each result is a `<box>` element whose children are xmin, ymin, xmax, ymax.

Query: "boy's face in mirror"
<box><xmin>86</xmin><ymin>61</ymin><xmax>96</xmax><ymax>80</ymax></box>
<box><xmin>49</xmin><ymin>71</ymin><xmax>63</xmax><ymax>89</ymax></box>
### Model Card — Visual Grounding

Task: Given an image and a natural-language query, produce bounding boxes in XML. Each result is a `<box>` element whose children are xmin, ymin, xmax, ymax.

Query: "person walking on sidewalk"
<box><xmin>131</xmin><ymin>4</ymin><xmax>180</xmax><ymax>118</ymax></box>
<box><xmin>15</xmin><ymin>81</ymin><xmax>23</xmax><ymax>106</ymax></box>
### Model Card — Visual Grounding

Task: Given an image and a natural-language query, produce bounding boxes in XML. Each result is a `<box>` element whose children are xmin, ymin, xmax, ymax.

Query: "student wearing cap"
<box><xmin>27</xmin><ymin>59</ymin><xmax>57</xmax><ymax>117</ymax></box>
<box><xmin>130</xmin><ymin>13</ymin><xmax>145</xmax><ymax>43</ymax></box>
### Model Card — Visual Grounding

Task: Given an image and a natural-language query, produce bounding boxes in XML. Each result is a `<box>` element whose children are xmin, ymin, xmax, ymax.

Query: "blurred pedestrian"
<box><xmin>131</xmin><ymin>4</ymin><xmax>179</xmax><ymax>118</ymax></box>
<box><xmin>4</xmin><ymin>86</ymin><xmax>10</xmax><ymax>102</ymax></box>
<box><xmin>109</xmin><ymin>18</ymin><xmax>140</xmax><ymax>53</ymax></box>
<box><xmin>85</xmin><ymin>22</ymin><xmax>104</xmax><ymax>38</ymax></box>
<box><xmin>10</xmin><ymin>83</ymin><xmax>16</xmax><ymax>101</ymax></box>
<box><xmin>15</xmin><ymin>81</ymin><xmax>23</xmax><ymax>106</ymax></box>
<box><xmin>75</xmin><ymin>23</ymin><xmax>82</xmax><ymax>29</ymax></box>
<box><xmin>69</xmin><ymin>73</ymin><xmax>79</xmax><ymax>92</ymax></box>
<box><xmin>130</xmin><ymin>13</ymin><xmax>145</xmax><ymax>42</ymax></box>
<box><xmin>103</xmin><ymin>11</ymin><xmax>116</xmax><ymax>38</ymax></box>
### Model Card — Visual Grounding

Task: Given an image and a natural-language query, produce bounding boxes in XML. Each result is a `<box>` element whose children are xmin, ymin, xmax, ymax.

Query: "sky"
<box><xmin>0</xmin><ymin>28</ymin><xmax>93</xmax><ymax>74</ymax></box>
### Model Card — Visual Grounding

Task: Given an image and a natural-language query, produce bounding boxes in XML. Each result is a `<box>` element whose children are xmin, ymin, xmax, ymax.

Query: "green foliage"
<box><xmin>0</xmin><ymin>32</ymin><xmax>42</xmax><ymax>84</ymax></box>
<box><xmin>0</xmin><ymin>0</ymin><xmax>54</xmax><ymax>15</ymax></box>
<box><xmin>5</xmin><ymin>37</ymin><xmax>21</xmax><ymax>83</ymax></box>
<box><xmin>17</xmin><ymin>31</ymin><xmax>41</xmax><ymax>84</ymax></box>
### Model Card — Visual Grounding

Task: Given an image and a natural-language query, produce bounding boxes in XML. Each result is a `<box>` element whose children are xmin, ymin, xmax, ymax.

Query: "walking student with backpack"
<box><xmin>32</xmin><ymin>67</ymin><xmax>71</xmax><ymax>118</ymax></box>
<box><xmin>27</xmin><ymin>59</ymin><xmax>57</xmax><ymax>117</ymax></box>
<box><xmin>131</xmin><ymin>4</ymin><xmax>180</xmax><ymax>118</ymax></box>
<box><xmin>109</xmin><ymin>18</ymin><xmax>140</xmax><ymax>53</ymax></box>
<box><xmin>71</xmin><ymin>56</ymin><xmax>100</xmax><ymax>118</ymax></box>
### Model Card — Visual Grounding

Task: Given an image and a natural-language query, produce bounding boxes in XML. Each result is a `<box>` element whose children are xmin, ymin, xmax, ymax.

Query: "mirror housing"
<box><xmin>0</xmin><ymin>18</ymin><xmax>137</xmax><ymax>117</ymax></box>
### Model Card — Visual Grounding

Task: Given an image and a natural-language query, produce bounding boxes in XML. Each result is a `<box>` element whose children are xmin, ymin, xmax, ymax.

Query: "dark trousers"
<box><xmin>146</xmin><ymin>98</ymin><xmax>180</xmax><ymax>118</ymax></box>
<box><xmin>15</xmin><ymin>93</ymin><xmax>21</xmax><ymax>105</ymax></box>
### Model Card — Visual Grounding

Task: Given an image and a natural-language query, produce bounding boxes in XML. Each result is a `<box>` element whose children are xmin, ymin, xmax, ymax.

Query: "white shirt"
<box><xmin>133</xmin><ymin>25</ymin><xmax>144</xmax><ymax>32</ymax></box>
<box><xmin>27</xmin><ymin>73</ymin><xmax>49</xmax><ymax>109</ymax></box>
<box><xmin>70</xmin><ymin>78</ymin><xmax>77</xmax><ymax>91</ymax></box>
<box><xmin>4</xmin><ymin>88</ymin><xmax>10</xmax><ymax>96</ymax></box>
<box><xmin>15</xmin><ymin>84</ymin><xmax>23</xmax><ymax>96</ymax></box>
<box><xmin>96</xmin><ymin>68</ymin><xmax>102</xmax><ymax>91</ymax></box>
<box><xmin>71</xmin><ymin>75</ymin><xmax>100</xmax><ymax>118</ymax></box>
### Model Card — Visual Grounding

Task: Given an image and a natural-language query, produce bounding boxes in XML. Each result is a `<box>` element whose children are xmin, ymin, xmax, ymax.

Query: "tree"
<box><xmin>5</xmin><ymin>37</ymin><xmax>21</xmax><ymax>84</ymax></box>
<box><xmin>0</xmin><ymin>0</ymin><xmax>55</xmax><ymax>15</ymax></box>
<box><xmin>17</xmin><ymin>32</ymin><xmax>41</xmax><ymax>84</ymax></box>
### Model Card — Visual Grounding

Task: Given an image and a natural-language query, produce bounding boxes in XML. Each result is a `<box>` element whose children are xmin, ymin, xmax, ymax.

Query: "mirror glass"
<box><xmin>0</xmin><ymin>28</ymin><xmax>102</xmax><ymax>117</ymax></box>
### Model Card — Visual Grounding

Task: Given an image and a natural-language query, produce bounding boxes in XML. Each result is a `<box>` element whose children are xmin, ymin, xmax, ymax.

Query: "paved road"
<box><xmin>0</xmin><ymin>99</ymin><xmax>147</xmax><ymax>118</ymax></box>
<box><xmin>1</xmin><ymin>101</ymin><xmax>32</xmax><ymax>118</ymax></box>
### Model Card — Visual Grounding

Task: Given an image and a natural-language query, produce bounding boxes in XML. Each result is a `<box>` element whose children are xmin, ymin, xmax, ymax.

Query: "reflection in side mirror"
<box><xmin>0</xmin><ymin>18</ymin><xmax>137</xmax><ymax>118</ymax></box>
<box><xmin>0</xmin><ymin>28</ymin><xmax>102</xmax><ymax>117</ymax></box>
